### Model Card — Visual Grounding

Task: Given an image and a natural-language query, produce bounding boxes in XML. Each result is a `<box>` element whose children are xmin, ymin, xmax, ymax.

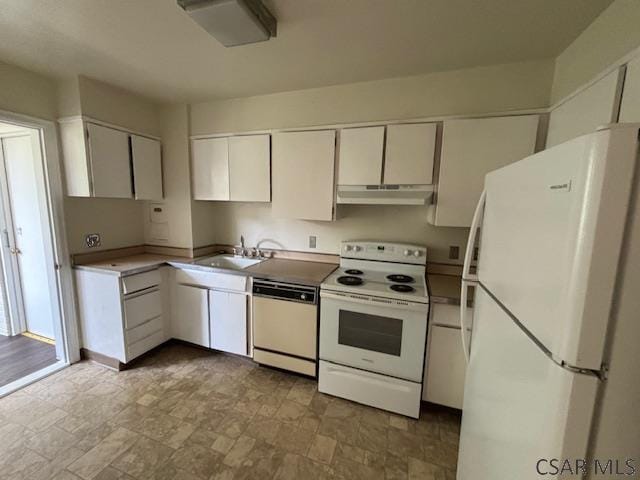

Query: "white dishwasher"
<box><xmin>252</xmin><ymin>279</ymin><xmax>318</xmax><ymax>377</ymax></box>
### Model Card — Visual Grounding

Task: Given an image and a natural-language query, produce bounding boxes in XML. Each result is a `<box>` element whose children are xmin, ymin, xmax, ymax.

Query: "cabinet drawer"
<box><xmin>126</xmin><ymin>329</ymin><xmax>164</xmax><ymax>362</ymax></box>
<box><xmin>424</xmin><ymin>325</ymin><xmax>467</xmax><ymax>409</ymax></box>
<box><xmin>175</xmin><ymin>268</ymin><xmax>248</xmax><ymax>292</ymax></box>
<box><xmin>126</xmin><ymin>315</ymin><xmax>163</xmax><ymax>345</ymax></box>
<box><xmin>122</xmin><ymin>269</ymin><xmax>161</xmax><ymax>295</ymax></box>
<box><xmin>124</xmin><ymin>290</ymin><xmax>162</xmax><ymax>329</ymax></box>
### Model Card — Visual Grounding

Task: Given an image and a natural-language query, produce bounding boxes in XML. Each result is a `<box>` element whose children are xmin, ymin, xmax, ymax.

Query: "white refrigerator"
<box><xmin>457</xmin><ymin>124</ymin><xmax>640</xmax><ymax>479</ymax></box>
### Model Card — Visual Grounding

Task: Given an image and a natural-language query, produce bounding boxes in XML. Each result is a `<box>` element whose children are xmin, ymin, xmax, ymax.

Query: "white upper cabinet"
<box><xmin>337</xmin><ymin>126</ymin><xmax>384</xmax><ymax>185</ymax></box>
<box><xmin>430</xmin><ymin>115</ymin><xmax>539</xmax><ymax>227</ymax></box>
<box><xmin>59</xmin><ymin>118</ymin><xmax>162</xmax><ymax>199</ymax></box>
<box><xmin>192</xmin><ymin>134</ymin><xmax>271</xmax><ymax>202</ymax></box>
<box><xmin>229</xmin><ymin>134</ymin><xmax>271</xmax><ymax>202</ymax></box>
<box><xmin>384</xmin><ymin>123</ymin><xmax>436</xmax><ymax>185</ymax></box>
<box><xmin>131</xmin><ymin>135</ymin><xmax>163</xmax><ymax>200</ymax></box>
<box><xmin>619</xmin><ymin>56</ymin><xmax>640</xmax><ymax>122</ymax></box>
<box><xmin>272</xmin><ymin>130</ymin><xmax>336</xmax><ymax>221</ymax></box>
<box><xmin>191</xmin><ymin>137</ymin><xmax>230</xmax><ymax>201</ymax></box>
<box><xmin>86</xmin><ymin>123</ymin><xmax>133</xmax><ymax>198</ymax></box>
<box><xmin>546</xmin><ymin>68</ymin><xmax>624</xmax><ymax>148</ymax></box>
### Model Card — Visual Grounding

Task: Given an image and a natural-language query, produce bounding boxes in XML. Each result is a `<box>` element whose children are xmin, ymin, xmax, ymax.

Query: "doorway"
<box><xmin>0</xmin><ymin>116</ymin><xmax>75</xmax><ymax>394</ymax></box>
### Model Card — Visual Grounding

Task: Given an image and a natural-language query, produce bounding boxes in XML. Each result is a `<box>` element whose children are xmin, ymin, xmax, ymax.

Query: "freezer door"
<box><xmin>458</xmin><ymin>287</ymin><xmax>598</xmax><ymax>480</ymax></box>
<box><xmin>477</xmin><ymin>126</ymin><xmax>638</xmax><ymax>370</ymax></box>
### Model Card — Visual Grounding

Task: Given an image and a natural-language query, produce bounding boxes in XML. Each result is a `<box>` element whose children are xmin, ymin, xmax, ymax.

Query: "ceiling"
<box><xmin>0</xmin><ymin>0</ymin><xmax>613</xmax><ymax>103</ymax></box>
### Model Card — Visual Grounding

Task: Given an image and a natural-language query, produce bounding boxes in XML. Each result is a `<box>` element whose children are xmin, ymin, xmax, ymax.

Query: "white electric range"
<box><xmin>318</xmin><ymin>241</ymin><xmax>429</xmax><ymax>418</ymax></box>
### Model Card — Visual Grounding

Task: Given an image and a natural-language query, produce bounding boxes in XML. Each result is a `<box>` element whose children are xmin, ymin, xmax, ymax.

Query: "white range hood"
<box><xmin>337</xmin><ymin>184</ymin><xmax>435</xmax><ymax>205</ymax></box>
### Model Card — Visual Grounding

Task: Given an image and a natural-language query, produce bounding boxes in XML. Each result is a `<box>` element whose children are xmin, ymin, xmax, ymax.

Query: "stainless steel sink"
<box><xmin>194</xmin><ymin>254</ymin><xmax>263</xmax><ymax>270</ymax></box>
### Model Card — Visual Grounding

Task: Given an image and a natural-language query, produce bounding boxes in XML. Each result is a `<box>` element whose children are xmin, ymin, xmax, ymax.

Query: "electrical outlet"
<box><xmin>449</xmin><ymin>245</ymin><xmax>460</xmax><ymax>260</ymax></box>
<box><xmin>308</xmin><ymin>235</ymin><xmax>317</xmax><ymax>248</ymax></box>
<box><xmin>85</xmin><ymin>233</ymin><xmax>101</xmax><ymax>248</ymax></box>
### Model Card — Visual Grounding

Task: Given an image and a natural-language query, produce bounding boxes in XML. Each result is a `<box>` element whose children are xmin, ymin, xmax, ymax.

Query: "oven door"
<box><xmin>320</xmin><ymin>290</ymin><xmax>428</xmax><ymax>382</ymax></box>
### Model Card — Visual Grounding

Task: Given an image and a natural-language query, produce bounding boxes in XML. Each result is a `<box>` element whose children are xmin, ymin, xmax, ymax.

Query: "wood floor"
<box><xmin>0</xmin><ymin>334</ymin><xmax>57</xmax><ymax>388</ymax></box>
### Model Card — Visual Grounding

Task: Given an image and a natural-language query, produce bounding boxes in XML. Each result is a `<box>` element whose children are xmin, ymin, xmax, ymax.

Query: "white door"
<box><xmin>191</xmin><ymin>137</ymin><xmax>229</xmax><ymax>201</ymax></box>
<box><xmin>546</xmin><ymin>68</ymin><xmax>623</xmax><ymax>147</ymax></box>
<box><xmin>131</xmin><ymin>135</ymin><xmax>163</xmax><ymax>200</ymax></box>
<box><xmin>172</xmin><ymin>284</ymin><xmax>209</xmax><ymax>347</ymax></box>
<box><xmin>86</xmin><ymin>123</ymin><xmax>132</xmax><ymax>198</ymax></box>
<box><xmin>458</xmin><ymin>287</ymin><xmax>598</xmax><ymax>480</ymax></box>
<box><xmin>478</xmin><ymin>126</ymin><xmax>638</xmax><ymax>370</ymax></box>
<box><xmin>209</xmin><ymin>290</ymin><xmax>247</xmax><ymax>355</ymax></box>
<box><xmin>434</xmin><ymin>115</ymin><xmax>538</xmax><ymax>227</ymax></box>
<box><xmin>228</xmin><ymin>135</ymin><xmax>270</xmax><ymax>202</ymax></box>
<box><xmin>383</xmin><ymin>123</ymin><xmax>436</xmax><ymax>185</ymax></box>
<box><xmin>337</xmin><ymin>126</ymin><xmax>384</xmax><ymax>185</ymax></box>
<box><xmin>272</xmin><ymin>130</ymin><xmax>336</xmax><ymax>221</ymax></box>
<box><xmin>0</xmin><ymin>135</ymin><xmax>56</xmax><ymax>338</ymax></box>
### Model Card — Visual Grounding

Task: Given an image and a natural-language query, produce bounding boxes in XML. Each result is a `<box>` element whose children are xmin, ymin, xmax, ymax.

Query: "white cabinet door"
<box><xmin>229</xmin><ymin>134</ymin><xmax>270</xmax><ymax>202</ymax></box>
<box><xmin>433</xmin><ymin>115</ymin><xmax>539</xmax><ymax>227</ymax></box>
<box><xmin>131</xmin><ymin>135</ymin><xmax>163</xmax><ymax>200</ymax></box>
<box><xmin>424</xmin><ymin>325</ymin><xmax>467</xmax><ymax>409</ymax></box>
<box><xmin>384</xmin><ymin>123</ymin><xmax>436</xmax><ymax>185</ymax></box>
<box><xmin>546</xmin><ymin>68</ymin><xmax>623</xmax><ymax>148</ymax></box>
<box><xmin>192</xmin><ymin>137</ymin><xmax>229</xmax><ymax>200</ymax></box>
<box><xmin>619</xmin><ymin>56</ymin><xmax>640</xmax><ymax>122</ymax></box>
<box><xmin>209</xmin><ymin>290</ymin><xmax>247</xmax><ymax>355</ymax></box>
<box><xmin>172</xmin><ymin>284</ymin><xmax>209</xmax><ymax>347</ymax></box>
<box><xmin>272</xmin><ymin>130</ymin><xmax>336</xmax><ymax>221</ymax></box>
<box><xmin>337</xmin><ymin>126</ymin><xmax>384</xmax><ymax>185</ymax></box>
<box><xmin>86</xmin><ymin>123</ymin><xmax>132</xmax><ymax>198</ymax></box>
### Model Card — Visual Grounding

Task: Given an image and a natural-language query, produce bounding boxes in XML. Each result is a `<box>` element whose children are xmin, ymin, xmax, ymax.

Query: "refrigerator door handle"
<box><xmin>460</xmin><ymin>279</ymin><xmax>471</xmax><ymax>364</ymax></box>
<box><xmin>462</xmin><ymin>189</ymin><xmax>486</xmax><ymax>282</ymax></box>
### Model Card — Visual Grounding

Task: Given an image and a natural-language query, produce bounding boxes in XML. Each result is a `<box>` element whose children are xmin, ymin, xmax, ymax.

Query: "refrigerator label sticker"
<box><xmin>549</xmin><ymin>180</ymin><xmax>572</xmax><ymax>193</ymax></box>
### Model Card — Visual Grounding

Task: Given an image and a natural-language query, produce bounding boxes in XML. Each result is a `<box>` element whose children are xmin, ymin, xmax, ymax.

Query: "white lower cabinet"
<box><xmin>172</xmin><ymin>283</ymin><xmax>210</xmax><ymax>347</ymax></box>
<box><xmin>423</xmin><ymin>304</ymin><xmax>470</xmax><ymax>409</ymax></box>
<box><xmin>210</xmin><ymin>290</ymin><xmax>248</xmax><ymax>355</ymax></box>
<box><xmin>75</xmin><ymin>267</ymin><xmax>167</xmax><ymax>364</ymax></box>
<box><xmin>172</xmin><ymin>269</ymin><xmax>250</xmax><ymax>355</ymax></box>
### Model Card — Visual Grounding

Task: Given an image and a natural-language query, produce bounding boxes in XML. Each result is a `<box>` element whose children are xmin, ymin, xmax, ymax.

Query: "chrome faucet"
<box><xmin>234</xmin><ymin>235</ymin><xmax>247</xmax><ymax>257</ymax></box>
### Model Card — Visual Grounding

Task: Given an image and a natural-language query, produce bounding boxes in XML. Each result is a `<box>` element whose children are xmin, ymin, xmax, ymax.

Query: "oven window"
<box><xmin>338</xmin><ymin>310</ymin><xmax>403</xmax><ymax>356</ymax></box>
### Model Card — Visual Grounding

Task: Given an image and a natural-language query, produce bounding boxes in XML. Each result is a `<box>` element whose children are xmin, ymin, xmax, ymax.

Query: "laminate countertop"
<box><xmin>245</xmin><ymin>258</ymin><xmax>338</xmax><ymax>287</ymax></box>
<box><xmin>73</xmin><ymin>254</ymin><xmax>187</xmax><ymax>276</ymax></box>
<box><xmin>428</xmin><ymin>273</ymin><xmax>474</xmax><ymax>306</ymax></box>
<box><xmin>73</xmin><ymin>253</ymin><xmax>338</xmax><ymax>286</ymax></box>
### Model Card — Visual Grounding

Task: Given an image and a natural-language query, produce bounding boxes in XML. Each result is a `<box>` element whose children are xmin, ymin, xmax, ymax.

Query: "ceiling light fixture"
<box><xmin>177</xmin><ymin>0</ymin><xmax>277</xmax><ymax>47</ymax></box>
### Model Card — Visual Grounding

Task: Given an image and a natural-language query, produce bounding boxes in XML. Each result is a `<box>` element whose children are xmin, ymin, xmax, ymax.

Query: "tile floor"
<box><xmin>0</xmin><ymin>343</ymin><xmax>461</xmax><ymax>480</ymax></box>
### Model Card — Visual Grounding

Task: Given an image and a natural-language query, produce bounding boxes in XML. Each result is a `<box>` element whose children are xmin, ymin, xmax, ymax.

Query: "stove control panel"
<box><xmin>341</xmin><ymin>241</ymin><xmax>427</xmax><ymax>265</ymax></box>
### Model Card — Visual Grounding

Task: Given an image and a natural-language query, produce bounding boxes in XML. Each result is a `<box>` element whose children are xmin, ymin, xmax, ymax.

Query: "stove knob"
<box><xmin>413</xmin><ymin>250</ymin><xmax>422</xmax><ymax>257</ymax></box>
<box><xmin>344</xmin><ymin>245</ymin><xmax>353</xmax><ymax>252</ymax></box>
<box><xmin>354</xmin><ymin>246</ymin><xmax>362</xmax><ymax>252</ymax></box>
<box><xmin>404</xmin><ymin>249</ymin><xmax>412</xmax><ymax>256</ymax></box>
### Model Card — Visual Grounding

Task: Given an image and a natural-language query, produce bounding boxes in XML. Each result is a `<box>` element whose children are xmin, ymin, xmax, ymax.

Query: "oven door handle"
<box><xmin>320</xmin><ymin>290</ymin><xmax>428</xmax><ymax>312</ymax></box>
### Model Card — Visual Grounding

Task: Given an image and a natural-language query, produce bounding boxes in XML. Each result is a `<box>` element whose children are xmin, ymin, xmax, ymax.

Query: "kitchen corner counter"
<box><xmin>428</xmin><ymin>273</ymin><xmax>473</xmax><ymax>306</ymax></box>
<box><xmin>245</xmin><ymin>258</ymin><xmax>338</xmax><ymax>287</ymax></box>
<box><xmin>73</xmin><ymin>253</ymin><xmax>187</xmax><ymax>276</ymax></box>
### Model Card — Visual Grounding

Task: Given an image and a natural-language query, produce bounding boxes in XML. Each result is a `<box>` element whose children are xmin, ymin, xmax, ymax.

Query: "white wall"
<box><xmin>189</xmin><ymin>60</ymin><xmax>554</xmax><ymax>263</ymax></box>
<box><xmin>551</xmin><ymin>0</ymin><xmax>640</xmax><ymax>103</ymax></box>
<box><xmin>204</xmin><ymin>202</ymin><xmax>470</xmax><ymax>264</ymax></box>
<box><xmin>143</xmin><ymin>104</ymin><xmax>194</xmax><ymax>249</ymax></box>
<box><xmin>0</xmin><ymin>61</ymin><xmax>57</xmax><ymax>120</ymax></box>
<box><xmin>192</xmin><ymin>60</ymin><xmax>553</xmax><ymax>135</ymax></box>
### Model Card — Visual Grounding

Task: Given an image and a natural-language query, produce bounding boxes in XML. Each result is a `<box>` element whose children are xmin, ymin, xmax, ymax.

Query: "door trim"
<box><xmin>0</xmin><ymin>108</ymin><xmax>81</xmax><ymax>366</ymax></box>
